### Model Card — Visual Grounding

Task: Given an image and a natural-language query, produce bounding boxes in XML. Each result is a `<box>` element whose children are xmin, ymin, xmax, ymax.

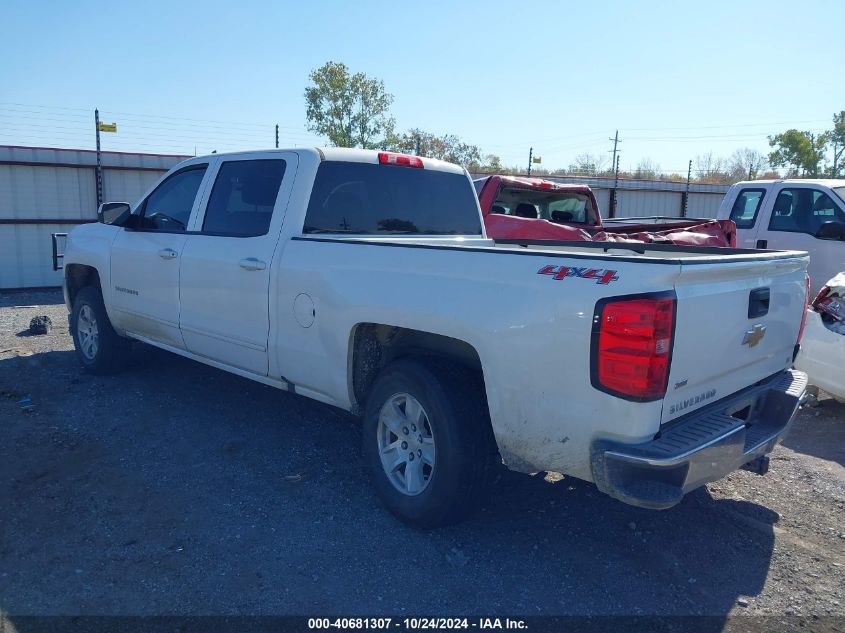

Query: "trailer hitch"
<box><xmin>740</xmin><ymin>455</ymin><xmax>770</xmax><ymax>476</ymax></box>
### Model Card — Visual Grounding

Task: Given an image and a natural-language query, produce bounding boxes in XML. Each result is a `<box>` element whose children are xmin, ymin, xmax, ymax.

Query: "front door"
<box><xmin>755</xmin><ymin>186</ymin><xmax>845</xmax><ymax>294</ymax></box>
<box><xmin>178</xmin><ymin>153</ymin><xmax>296</xmax><ymax>374</ymax></box>
<box><xmin>109</xmin><ymin>163</ymin><xmax>209</xmax><ymax>348</ymax></box>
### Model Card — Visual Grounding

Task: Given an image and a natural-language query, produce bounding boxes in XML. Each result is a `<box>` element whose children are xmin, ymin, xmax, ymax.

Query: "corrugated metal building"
<box><xmin>0</xmin><ymin>145</ymin><xmax>189</xmax><ymax>289</ymax></box>
<box><xmin>1</xmin><ymin>148</ymin><xmax>732</xmax><ymax>289</ymax></box>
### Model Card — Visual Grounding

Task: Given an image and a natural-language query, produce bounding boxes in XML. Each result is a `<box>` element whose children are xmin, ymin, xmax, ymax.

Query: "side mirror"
<box><xmin>97</xmin><ymin>202</ymin><xmax>131</xmax><ymax>226</ymax></box>
<box><xmin>815</xmin><ymin>220</ymin><xmax>845</xmax><ymax>241</ymax></box>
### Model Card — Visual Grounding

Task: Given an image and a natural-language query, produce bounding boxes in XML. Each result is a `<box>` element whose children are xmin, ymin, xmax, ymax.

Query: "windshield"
<box><xmin>491</xmin><ymin>187</ymin><xmax>597</xmax><ymax>225</ymax></box>
<box><xmin>833</xmin><ymin>187</ymin><xmax>845</xmax><ymax>207</ymax></box>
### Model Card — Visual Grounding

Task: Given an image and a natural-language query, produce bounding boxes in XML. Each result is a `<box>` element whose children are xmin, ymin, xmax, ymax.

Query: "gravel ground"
<box><xmin>1</xmin><ymin>290</ymin><xmax>843</xmax><ymax>621</ymax></box>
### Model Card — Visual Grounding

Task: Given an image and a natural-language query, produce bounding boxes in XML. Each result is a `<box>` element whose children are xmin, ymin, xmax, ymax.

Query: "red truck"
<box><xmin>473</xmin><ymin>175</ymin><xmax>736</xmax><ymax>247</ymax></box>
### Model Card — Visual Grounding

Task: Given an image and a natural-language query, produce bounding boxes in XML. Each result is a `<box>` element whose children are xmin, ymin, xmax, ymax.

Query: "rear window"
<box><xmin>303</xmin><ymin>162</ymin><xmax>482</xmax><ymax>235</ymax></box>
<box><xmin>492</xmin><ymin>187</ymin><xmax>597</xmax><ymax>225</ymax></box>
<box><xmin>728</xmin><ymin>188</ymin><xmax>766</xmax><ymax>229</ymax></box>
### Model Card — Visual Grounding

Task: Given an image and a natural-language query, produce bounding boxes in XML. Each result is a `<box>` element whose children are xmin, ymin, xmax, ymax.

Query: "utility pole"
<box><xmin>609</xmin><ymin>130</ymin><xmax>620</xmax><ymax>176</ymax></box>
<box><xmin>94</xmin><ymin>108</ymin><xmax>103</xmax><ymax>207</ymax></box>
<box><xmin>415</xmin><ymin>134</ymin><xmax>421</xmax><ymax>156</ymax></box>
<box><xmin>748</xmin><ymin>162</ymin><xmax>754</xmax><ymax>180</ymax></box>
<box><xmin>528</xmin><ymin>147</ymin><xmax>533</xmax><ymax>176</ymax></box>
<box><xmin>609</xmin><ymin>154</ymin><xmax>621</xmax><ymax>219</ymax></box>
<box><xmin>682</xmin><ymin>159</ymin><xmax>693</xmax><ymax>217</ymax></box>
<box><xmin>275</xmin><ymin>124</ymin><xmax>279</xmax><ymax>149</ymax></box>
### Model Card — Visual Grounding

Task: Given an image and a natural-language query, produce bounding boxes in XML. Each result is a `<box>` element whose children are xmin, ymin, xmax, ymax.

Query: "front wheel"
<box><xmin>362</xmin><ymin>358</ymin><xmax>497</xmax><ymax>528</ymax></box>
<box><xmin>70</xmin><ymin>286</ymin><xmax>130</xmax><ymax>374</ymax></box>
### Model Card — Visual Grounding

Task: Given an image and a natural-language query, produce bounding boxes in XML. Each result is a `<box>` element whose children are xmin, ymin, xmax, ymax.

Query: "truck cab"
<box><xmin>718</xmin><ymin>179</ymin><xmax>845</xmax><ymax>294</ymax></box>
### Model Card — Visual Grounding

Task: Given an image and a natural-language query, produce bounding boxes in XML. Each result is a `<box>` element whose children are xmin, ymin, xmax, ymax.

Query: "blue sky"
<box><xmin>2</xmin><ymin>0</ymin><xmax>843</xmax><ymax>173</ymax></box>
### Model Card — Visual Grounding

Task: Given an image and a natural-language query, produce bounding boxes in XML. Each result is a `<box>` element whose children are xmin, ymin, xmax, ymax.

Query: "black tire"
<box><xmin>362</xmin><ymin>358</ymin><xmax>498</xmax><ymax>528</ymax></box>
<box><xmin>70</xmin><ymin>285</ymin><xmax>131</xmax><ymax>375</ymax></box>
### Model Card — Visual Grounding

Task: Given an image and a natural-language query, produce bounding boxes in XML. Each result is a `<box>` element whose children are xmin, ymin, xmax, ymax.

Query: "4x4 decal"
<box><xmin>538</xmin><ymin>264</ymin><xmax>619</xmax><ymax>285</ymax></box>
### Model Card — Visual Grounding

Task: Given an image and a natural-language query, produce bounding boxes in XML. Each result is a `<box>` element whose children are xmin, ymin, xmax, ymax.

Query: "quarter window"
<box><xmin>728</xmin><ymin>188</ymin><xmax>765</xmax><ymax>229</ymax></box>
<box><xmin>202</xmin><ymin>159</ymin><xmax>287</xmax><ymax>236</ymax></box>
<box><xmin>138</xmin><ymin>166</ymin><xmax>207</xmax><ymax>231</ymax></box>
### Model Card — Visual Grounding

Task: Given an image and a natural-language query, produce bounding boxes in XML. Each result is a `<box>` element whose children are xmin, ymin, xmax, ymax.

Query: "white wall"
<box><xmin>616</xmin><ymin>190</ymin><xmax>682</xmax><ymax>218</ymax></box>
<box><xmin>1</xmin><ymin>146</ymin><xmax>185</xmax><ymax>289</ymax></box>
<box><xmin>103</xmin><ymin>169</ymin><xmax>163</xmax><ymax>206</ymax></box>
<box><xmin>0</xmin><ymin>165</ymin><xmax>97</xmax><ymax>220</ymax></box>
<box><xmin>0</xmin><ymin>224</ymin><xmax>71</xmax><ymax>288</ymax></box>
<box><xmin>686</xmin><ymin>192</ymin><xmax>724</xmax><ymax>219</ymax></box>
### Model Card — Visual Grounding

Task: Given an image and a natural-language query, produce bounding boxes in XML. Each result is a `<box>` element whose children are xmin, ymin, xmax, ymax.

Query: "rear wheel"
<box><xmin>70</xmin><ymin>286</ymin><xmax>130</xmax><ymax>374</ymax></box>
<box><xmin>362</xmin><ymin>358</ymin><xmax>497</xmax><ymax>528</ymax></box>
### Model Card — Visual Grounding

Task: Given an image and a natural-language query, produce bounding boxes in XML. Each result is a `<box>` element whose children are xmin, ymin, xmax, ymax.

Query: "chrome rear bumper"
<box><xmin>591</xmin><ymin>369</ymin><xmax>807</xmax><ymax>509</ymax></box>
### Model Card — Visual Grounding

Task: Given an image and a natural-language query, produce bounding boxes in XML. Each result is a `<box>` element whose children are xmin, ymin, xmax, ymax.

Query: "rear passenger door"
<box><xmin>179</xmin><ymin>153</ymin><xmax>297</xmax><ymax>375</ymax></box>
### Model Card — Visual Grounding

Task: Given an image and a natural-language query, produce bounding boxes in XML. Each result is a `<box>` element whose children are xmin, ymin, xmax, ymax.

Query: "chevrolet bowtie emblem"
<box><xmin>742</xmin><ymin>324</ymin><xmax>767</xmax><ymax>348</ymax></box>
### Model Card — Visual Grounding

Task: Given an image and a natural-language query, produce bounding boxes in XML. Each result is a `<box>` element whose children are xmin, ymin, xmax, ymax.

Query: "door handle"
<box><xmin>755</xmin><ymin>239</ymin><xmax>768</xmax><ymax>249</ymax></box>
<box><xmin>158</xmin><ymin>248</ymin><xmax>178</xmax><ymax>260</ymax></box>
<box><xmin>239</xmin><ymin>257</ymin><xmax>267</xmax><ymax>271</ymax></box>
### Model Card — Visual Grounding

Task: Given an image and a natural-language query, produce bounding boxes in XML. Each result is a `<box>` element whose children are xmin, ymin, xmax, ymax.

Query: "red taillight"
<box><xmin>797</xmin><ymin>275</ymin><xmax>812</xmax><ymax>345</ymax></box>
<box><xmin>592</xmin><ymin>294</ymin><xmax>676</xmax><ymax>401</ymax></box>
<box><xmin>378</xmin><ymin>152</ymin><xmax>423</xmax><ymax>168</ymax></box>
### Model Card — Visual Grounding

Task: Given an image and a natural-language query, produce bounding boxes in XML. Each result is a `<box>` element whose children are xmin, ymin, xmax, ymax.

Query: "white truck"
<box><xmin>717</xmin><ymin>179</ymin><xmax>845</xmax><ymax>295</ymax></box>
<box><xmin>61</xmin><ymin>147</ymin><xmax>809</xmax><ymax>527</ymax></box>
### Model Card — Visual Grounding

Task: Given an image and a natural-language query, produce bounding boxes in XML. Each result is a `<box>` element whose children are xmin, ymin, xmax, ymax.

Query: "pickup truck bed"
<box><xmin>59</xmin><ymin>148</ymin><xmax>809</xmax><ymax>527</ymax></box>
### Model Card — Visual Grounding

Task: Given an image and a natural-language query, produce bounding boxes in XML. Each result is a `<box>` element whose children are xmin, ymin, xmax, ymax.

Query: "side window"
<box><xmin>728</xmin><ymin>188</ymin><xmax>765</xmax><ymax>229</ymax></box>
<box><xmin>139</xmin><ymin>166</ymin><xmax>207</xmax><ymax>231</ymax></box>
<box><xmin>202</xmin><ymin>159</ymin><xmax>286</xmax><ymax>236</ymax></box>
<box><xmin>769</xmin><ymin>188</ymin><xmax>845</xmax><ymax>235</ymax></box>
<box><xmin>768</xmin><ymin>190</ymin><xmax>795</xmax><ymax>231</ymax></box>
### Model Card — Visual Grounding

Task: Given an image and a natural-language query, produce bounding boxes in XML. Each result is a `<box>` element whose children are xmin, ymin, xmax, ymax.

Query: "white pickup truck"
<box><xmin>717</xmin><ymin>179</ymin><xmax>845</xmax><ymax>295</ymax></box>
<box><xmin>61</xmin><ymin>147</ymin><xmax>809</xmax><ymax>527</ymax></box>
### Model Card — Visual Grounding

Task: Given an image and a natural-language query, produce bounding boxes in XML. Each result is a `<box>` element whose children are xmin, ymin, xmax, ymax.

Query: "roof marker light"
<box><xmin>378</xmin><ymin>152</ymin><xmax>424</xmax><ymax>168</ymax></box>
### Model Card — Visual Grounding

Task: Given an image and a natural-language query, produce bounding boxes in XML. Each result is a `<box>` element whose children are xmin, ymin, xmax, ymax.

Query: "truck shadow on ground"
<box><xmin>781</xmin><ymin>398</ymin><xmax>845</xmax><ymax>468</ymax></box>
<box><xmin>0</xmin><ymin>345</ymin><xmax>780</xmax><ymax>622</ymax></box>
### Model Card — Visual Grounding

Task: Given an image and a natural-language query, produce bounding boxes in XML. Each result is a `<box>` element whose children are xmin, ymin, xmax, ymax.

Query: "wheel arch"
<box><xmin>64</xmin><ymin>264</ymin><xmax>102</xmax><ymax>308</ymax></box>
<box><xmin>347</xmin><ymin>323</ymin><xmax>486</xmax><ymax>415</ymax></box>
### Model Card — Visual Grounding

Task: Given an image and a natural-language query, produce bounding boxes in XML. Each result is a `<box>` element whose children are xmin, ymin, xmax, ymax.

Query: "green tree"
<box><xmin>482</xmin><ymin>154</ymin><xmax>503</xmax><ymax>172</ymax></box>
<box><xmin>820</xmin><ymin>111</ymin><xmax>845</xmax><ymax>177</ymax></box>
<box><xmin>768</xmin><ymin>129</ymin><xmax>827</xmax><ymax>177</ymax></box>
<box><xmin>387</xmin><ymin>128</ymin><xmax>484</xmax><ymax>168</ymax></box>
<box><xmin>304</xmin><ymin>61</ymin><xmax>394</xmax><ymax>149</ymax></box>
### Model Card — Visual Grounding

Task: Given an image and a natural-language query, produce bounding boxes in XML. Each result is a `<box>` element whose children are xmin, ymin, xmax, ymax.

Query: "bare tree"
<box><xmin>694</xmin><ymin>152</ymin><xmax>728</xmax><ymax>182</ymax></box>
<box><xmin>633</xmin><ymin>158</ymin><xmax>661</xmax><ymax>179</ymax></box>
<box><xmin>727</xmin><ymin>148</ymin><xmax>770</xmax><ymax>181</ymax></box>
<box><xmin>567</xmin><ymin>152</ymin><xmax>610</xmax><ymax>175</ymax></box>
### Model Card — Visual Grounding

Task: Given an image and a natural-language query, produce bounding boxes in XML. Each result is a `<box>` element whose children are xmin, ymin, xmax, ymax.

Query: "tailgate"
<box><xmin>662</xmin><ymin>253</ymin><xmax>808</xmax><ymax>424</ymax></box>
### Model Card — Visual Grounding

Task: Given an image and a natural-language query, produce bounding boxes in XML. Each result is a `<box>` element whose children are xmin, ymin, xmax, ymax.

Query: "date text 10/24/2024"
<box><xmin>308</xmin><ymin>618</ymin><xmax>528</xmax><ymax>630</ymax></box>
